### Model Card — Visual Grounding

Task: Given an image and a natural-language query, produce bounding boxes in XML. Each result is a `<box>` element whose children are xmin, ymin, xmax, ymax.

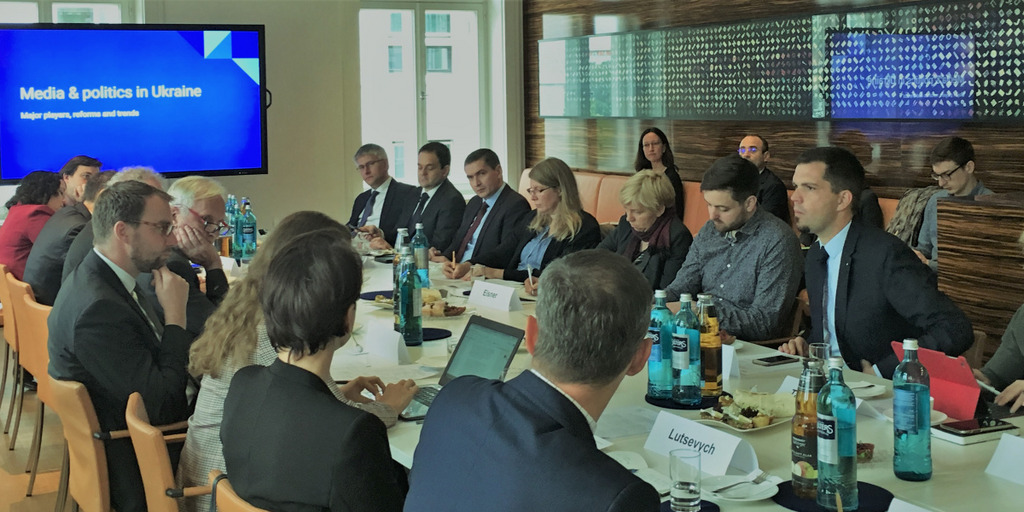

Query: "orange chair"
<box><xmin>0</xmin><ymin>262</ymin><xmax>25</xmax><ymax>445</ymax></box>
<box><xmin>207</xmin><ymin>470</ymin><xmax>269</xmax><ymax>512</ymax></box>
<box><xmin>13</xmin><ymin>279</ymin><xmax>60</xmax><ymax>496</ymax></box>
<box><xmin>125</xmin><ymin>392</ymin><xmax>208</xmax><ymax>512</ymax></box>
<box><xmin>1</xmin><ymin>266</ymin><xmax>31</xmax><ymax>451</ymax></box>
<box><xmin>50</xmin><ymin>377</ymin><xmax>129</xmax><ymax>512</ymax></box>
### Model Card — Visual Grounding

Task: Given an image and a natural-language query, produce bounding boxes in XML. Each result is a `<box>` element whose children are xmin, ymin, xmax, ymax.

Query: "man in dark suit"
<box><xmin>57</xmin><ymin>154</ymin><xmax>101</xmax><ymax>206</ymax></box>
<box><xmin>431</xmin><ymin>148</ymin><xmax>531</xmax><ymax>275</ymax></box>
<box><xmin>48</xmin><ymin>180</ymin><xmax>192</xmax><ymax>512</ymax></box>
<box><xmin>738</xmin><ymin>134</ymin><xmax>790</xmax><ymax>224</ymax></box>
<box><xmin>781</xmin><ymin>147</ymin><xmax>973</xmax><ymax>378</ymax></box>
<box><xmin>24</xmin><ymin>170</ymin><xmax>115</xmax><ymax>305</ymax></box>
<box><xmin>137</xmin><ymin>175</ymin><xmax>229</xmax><ymax>336</ymax></box>
<box><xmin>406</xmin><ymin>250</ymin><xmax>659</xmax><ymax>512</ymax></box>
<box><xmin>348</xmin><ymin>143</ymin><xmax>418</xmax><ymax>246</ymax></box>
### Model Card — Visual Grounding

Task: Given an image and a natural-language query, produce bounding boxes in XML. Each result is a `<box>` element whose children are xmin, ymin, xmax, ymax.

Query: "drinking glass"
<box><xmin>809</xmin><ymin>342</ymin><xmax>829</xmax><ymax>361</ymax></box>
<box><xmin>669</xmin><ymin>449</ymin><xmax>702</xmax><ymax>512</ymax></box>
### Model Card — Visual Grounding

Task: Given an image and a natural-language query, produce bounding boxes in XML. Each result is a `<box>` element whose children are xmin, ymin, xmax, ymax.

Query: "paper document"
<box><xmin>596</xmin><ymin>406</ymin><xmax>660</xmax><ymax>439</ymax></box>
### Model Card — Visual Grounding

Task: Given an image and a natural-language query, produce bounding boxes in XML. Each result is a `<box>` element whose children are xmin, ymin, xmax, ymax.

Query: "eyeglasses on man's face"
<box><xmin>133</xmin><ymin>220</ymin><xmax>175</xmax><ymax>236</ymax></box>
<box><xmin>931</xmin><ymin>164</ymin><xmax>964</xmax><ymax>182</ymax></box>
<box><xmin>737</xmin><ymin>147</ymin><xmax>761</xmax><ymax>155</ymax></box>
<box><xmin>356</xmin><ymin>159</ymin><xmax>383</xmax><ymax>172</ymax></box>
<box><xmin>189</xmin><ymin>207</ymin><xmax>230</xmax><ymax>235</ymax></box>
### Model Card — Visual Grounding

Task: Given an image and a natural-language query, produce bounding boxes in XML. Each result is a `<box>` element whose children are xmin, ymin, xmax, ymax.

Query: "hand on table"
<box><xmin>428</xmin><ymin>247</ymin><xmax>447</xmax><ymax>263</ymax></box>
<box><xmin>340</xmin><ymin>376</ymin><xmax>386</xmax><ymax>404</ymax></box>
<box><xmin>443</xmin><ymin>261</ymin><xmax>471</xmax><ymax>279</ymax></box>
<box><xmin>524</xmin><ymin>276</ymin><xmax>539</xmax><ymax>296</ymax></box>
<box><xmin>369</xmin><ymin>237</ymin><xmax>392</xmax><ymax>250</ymax></box>
<box><xmin>973</xmin><ymin>368</ymin><xmax>992</xmax><ymax>386</ymax></box>
<box><xmin>176</xmin><ymin>224</ymin><xmax>221</xmax><ymax>269</ymax></box>
<box><xmin>376</xmin><ymin>379</ymin><xmax>419</xmax><ymax>413</ymax></box>
<box><xmin>995</xmin><ymin>379</ymin><xmax>1024</xmax><ymax>413</ymax></box>
<box><xmin>779</xmin><ymin>335</ymin><xmax>808</xmax><ymax>357</ymax></box>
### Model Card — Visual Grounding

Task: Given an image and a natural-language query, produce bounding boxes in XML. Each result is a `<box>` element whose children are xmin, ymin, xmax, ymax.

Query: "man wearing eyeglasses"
<box><xmin>137</xmin><ymin>175</ymin><xmax>229</xmax><ymax>336</ymax></box>
<box><xmin>738</xmin><ymin>134</ymin><xmax>791</xmax><ymax>224</ymax></box>
<box><xmin>49</xmin><ymin>180</ymin><xmax>192</xmax><ymax>512</ymax></box>
<box><xmin>348</xmin><ymin>143</ymin><xmax>418</xmax><ymax>246</ymax></box>
<box><xmin>914</xmin><ymin>137</ymin><xmax>994</xmax><ymax>272</ymax></box>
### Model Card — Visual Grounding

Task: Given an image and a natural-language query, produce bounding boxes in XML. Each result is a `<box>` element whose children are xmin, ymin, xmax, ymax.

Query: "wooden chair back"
<box><xmin>208</xmin><ymin>470</ymin><xmax>269</xmax><ymax>512</ymax></box>
<box><xmin>0</xmin><ymin>263</ymin><xmax>19</xmax><ymax>351</ymax></box>
<box><xmin>50</xmin><ymin>377</ymin><xmax>123</xmax><ymax>512</ymax></box>
<box><xmin>10</xmin><ymin>276</ymin><xmax>49</xmax><ymax>404</ymax></box>
<box><xmin>963</xmin><ymin>330</ymin><xmax>990</xmax><ymax>368</ymax></box>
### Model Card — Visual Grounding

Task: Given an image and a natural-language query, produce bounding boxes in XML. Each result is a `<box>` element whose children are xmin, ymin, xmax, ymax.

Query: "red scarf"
<box><xmin>623</xmin><ymin>207</ymin><xmax>674</xmax><ymax>260</ymax></box>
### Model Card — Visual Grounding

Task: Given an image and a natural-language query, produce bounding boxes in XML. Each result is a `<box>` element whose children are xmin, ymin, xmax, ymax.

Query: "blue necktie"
<box><xmin>357</xmin><ymin>190</ymin><xmax>379</xmax><ymax>227</ymax></box>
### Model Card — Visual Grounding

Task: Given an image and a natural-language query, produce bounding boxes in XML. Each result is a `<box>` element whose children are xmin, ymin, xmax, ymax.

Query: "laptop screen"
<box><xmin>439</xmin><ymin>316</ymin><xmax>524</xmax><ymax>386</ymax></box>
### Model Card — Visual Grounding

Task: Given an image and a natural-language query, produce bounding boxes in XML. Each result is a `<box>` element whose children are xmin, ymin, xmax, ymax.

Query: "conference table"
<box><xmin>344</xmin><ymin>258</ymin><xmax>1024</xmax><ymax>511</ymax></box>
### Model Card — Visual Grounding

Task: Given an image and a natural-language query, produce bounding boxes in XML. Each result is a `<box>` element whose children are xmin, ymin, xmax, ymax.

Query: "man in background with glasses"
<box><xmin>738</xmin><ymin>134</ymin><xmax>791</xmax><ymax>224</ymax></box>
<box><xmin>138</xmin><ymin>175</ymin><xmax>230</xmax><ymax>337</ymax></box>
<box><xmin>914</xmin><ymin>137</ymin><xmax>994</xmax><ymax>272</ymax></box>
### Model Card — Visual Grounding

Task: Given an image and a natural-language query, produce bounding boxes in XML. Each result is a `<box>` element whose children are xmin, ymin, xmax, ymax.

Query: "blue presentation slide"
<box><xmin>829</xmin><ymin>32</ymin><xmax>975</xmax><ymax>120</ymax></box>
<box><xmin>0</xmin><ymin>28</ymin><xmax>264</xmax><ymax>180</ymax></box>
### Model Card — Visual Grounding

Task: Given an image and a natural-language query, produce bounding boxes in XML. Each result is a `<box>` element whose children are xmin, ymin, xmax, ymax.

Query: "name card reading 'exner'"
<box><xmin>644</xmin><ymin>411</ymin><xmax>759</xmax><ymax>476</ymax></box>
<box><xmin>468</xmin><ymin>280</ymin><xmax>522</xmax><ymax>311</ymax></box>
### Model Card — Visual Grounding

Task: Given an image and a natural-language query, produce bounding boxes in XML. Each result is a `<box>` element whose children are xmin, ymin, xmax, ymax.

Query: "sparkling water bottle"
<box><xmin>671</xmin><ymin>294</ymin><xmax>702</xmax><ymax>406</ymax></box>
<box><xmin>393</xmin><ymin>228</ymin><xmax>409</xmax><ymax>331</ymax></box>
<box><xmin>233</xmin><ymin>197</ymin><xmax>257</xmax><ymax>262</ymax></box>
<box><xmin>817</xmin><ymin>357</ymin><xmax>857</xmax><ymax>511</ymax></box>
<box><xmin>647</xmin><ymin>290</ymin><xmax>673</xmax><ymax>399</ymax></box>
<box><xmin>398</xmin><ymin>247</ymin><xmax>422</xmax><ymax>346</ymax></box>
<box><xmin>893</xmin><ymin>338</ymin><xmax>932</xmax><ymax>481</ymax></box>
<box><xmin>411</xmin><ymin>223</ymin><xmax>431</xmax><ymax>288</ymax></box>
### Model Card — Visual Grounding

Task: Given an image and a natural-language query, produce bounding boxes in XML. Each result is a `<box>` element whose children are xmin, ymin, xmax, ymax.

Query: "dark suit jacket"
<box><xmin>62</xmin><ymin>220</ymin><xmax>94</xmax><ymax>282</ymax></box>
<box><xmin>805</xmin><ymin>221</ymin><xmax>973</xmax><ymax>377</ymax></box>
<box><xmin>503</xmin><ymin>210</ymin><xmax>602</xmax><ymax>281</ymax></box>
<box><xmin>24</xmin><ymin>202</ymin><xmax>91</xmax><ymax>305</ymax></box>
<box><xmin>48</xmin><ymin>250</ymin><xmax>193</xmax><ymax>512</ymax></box>
<box><xmin>222</xmin><ymin>360</ymin><xmax>405</xmax><ymax>512</ymax></box>
<box><xmin>857</xmin><ymin>187</ymin><xmax>884</xmax><ymax>229</ymax></box>
<box><xmin>597</xmin><ymin>214</ymin><xmax>693</xmax><ymax>290</ymax></box>
<box><xmin>758</xmin><ymin>167</ymin><xmax>791</xmax><ymax>224</ymax></box>
<box><xmin>348</xmin><ymin>179</ymin><xmax>418</xmax><ymax>246</ymax></box>
<box><xmin>664</xmin><ymin>165</ymin><xmax>686</xmax><ymax>220</ymax></box>
<box><xmin>137</xmin><ymin>249</ymin><xmax>229</xmax><ymax>337</ymax></box>
<box><xmin>405</xmin><ymin>372</ymin><xmax>659</xmax><ymax>512</ymax></box>
<box><xmin>442</xmin><ymin>184</ymin><xmax>531</xmax><ymax>269</ymax></box>
<box><xmin>408</xmin><ymin>179</ymin><xmax>466</xmax><ymax>252</ymax></box>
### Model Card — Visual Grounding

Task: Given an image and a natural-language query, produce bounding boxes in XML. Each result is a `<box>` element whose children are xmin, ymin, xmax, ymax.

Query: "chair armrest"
<box><xmin>163</xmin><ymin>433</ymin><xmax>187</xmax><ymax>444</ymax></box>
<box><xmin>166</xmin><ymin>485</ymin><xmax>211</xmax><ymax>498</ymax></box>
<box><xmin>94</xmin><ymin>428</ymin><xmax>130</xmax><ymax>441</ymax></box>
<box><xmin>155</xmin><ymin>420</ymin><xmax>189</xmax><ymax>433</ymax></box>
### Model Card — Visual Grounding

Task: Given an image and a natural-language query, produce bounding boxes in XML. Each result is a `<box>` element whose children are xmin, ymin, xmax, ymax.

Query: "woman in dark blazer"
<box><xmin>475</xmin><ymin>157</ymin><xmax>600</xmax><ymax>294</ymax></box>
<box><xmin>635</xmin><ymin>127</ymin><xmax>685</xmax><ymax>220</ymax></box>
<box><xmin>598</xmin><ymin>169</ymin><xmax>692</xmax><ymax>291</ymax></box>
<box><xmin>221</xmin><ymin>230</ymin><xmax>412</xmax><ymax>512</ymax></box>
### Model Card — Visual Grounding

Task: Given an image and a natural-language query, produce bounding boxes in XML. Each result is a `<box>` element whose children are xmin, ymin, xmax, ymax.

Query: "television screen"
<box><xmin>0</xmin><ymin>24</ymin><xmax>267</xmax><ymax>182</ymax></box>
<box><xmin>827</xmin><ymin>31</ymin><xmax>975</xmax><ymax>120</ymax></box>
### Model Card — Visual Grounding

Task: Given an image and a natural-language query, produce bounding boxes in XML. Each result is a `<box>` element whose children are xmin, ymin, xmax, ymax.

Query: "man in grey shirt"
<box><xmin>665</xmin><ymin>154</ymin><xmax>802</xmax><ymax>341</ymax></box>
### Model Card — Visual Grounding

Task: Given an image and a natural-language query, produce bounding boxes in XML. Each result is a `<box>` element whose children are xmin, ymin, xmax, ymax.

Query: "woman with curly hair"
<box><xmin>635</xmin><ymin>127</ymin><xmax>685</xmax><ymax>220</ymax></box>
<box><xmin>0</xmin><ymin>170</ymin><xmax>65</xmax><ymax>279</ymax></box>
<box><xmin>176</xmin><ymin>210</ymin><xmax>418</xmax><ymax>512</ymax></box>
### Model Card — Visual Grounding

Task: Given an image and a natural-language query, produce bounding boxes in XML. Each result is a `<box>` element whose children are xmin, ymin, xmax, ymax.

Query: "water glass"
<box><xmin>809</xmin><ymin>342</ymin><xmax>829</xmax><ymax>361</ymax></box>
<box><xmin>669</xmin><ymin>448</ymin><xmax>701</xmax><ymax>512</ymax></box>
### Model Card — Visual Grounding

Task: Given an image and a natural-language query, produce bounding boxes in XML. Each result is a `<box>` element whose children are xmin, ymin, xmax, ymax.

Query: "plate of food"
<box><xmin>697</xmin><ymin>390</ymin><xmax>795</xmax><ymax>432</ymax></box>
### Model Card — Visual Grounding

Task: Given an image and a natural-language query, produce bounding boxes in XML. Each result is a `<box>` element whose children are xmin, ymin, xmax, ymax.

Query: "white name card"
<box><xmin>887</xmin><ymin>499</ymin><xmax>935</xmax><ymax>512</ymax></box>
<box><xmin>363</xmin><ymin>319</ymin><xmax>411</xmax><ymax>364</ymax></box>
<box><xmin>985</xmin><ymin>433</ymin><xmax>1024</xmax><ymax>486</ymax></box>
<box><xmin>722</xmin><ymin>344</ymin><xmax>740</xmax><ymax>381</ymax></box>
<box><xmin>644</xmin><ymin>411</ymin><xmax>758</xmax><ymax>476</ymax></box>
<box><xmin>468</xmin><ymin>280</ymin><xmax>522</xmax><ymax>311</ymax></box>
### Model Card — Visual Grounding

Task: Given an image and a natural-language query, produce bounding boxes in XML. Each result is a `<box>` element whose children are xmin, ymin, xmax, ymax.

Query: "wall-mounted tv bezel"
<box><xmin>0</xmin><ymin>23</ymin><xmax>269</xmax><ymax>184</ymax></box>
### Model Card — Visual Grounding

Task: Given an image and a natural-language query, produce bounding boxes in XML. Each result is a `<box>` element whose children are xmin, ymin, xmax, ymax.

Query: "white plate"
<box><xmin>695</xmin><ymin>415</ymin><xmax>792</xmax><ymax>433</ymax></box>
<box><xmin>881</xmin><ymin>408</ymin><xmax>948</xmax><ymax>426</ymax></box>
<box><xmin>847</xmin><ymin>381</ymin><xmax>887</xmax><ymax>398</ymax></box>
<box><xmin>361</xmin><ymin>299</ymin><xmax>393</xmax><ymax>310</ymax></box>
<box><xmin>702</xmin><ymin>474</ymin><xmax>779</xmax><ymax>502</ymax></box>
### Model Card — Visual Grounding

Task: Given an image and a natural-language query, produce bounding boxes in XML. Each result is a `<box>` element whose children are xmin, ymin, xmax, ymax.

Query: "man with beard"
<box><xmin>48</xmin><ymin>180</ymin><xmax>191</xmax><ymax>512</ymax></box>
<box><xmin>664</xmin><ymin>154</ymin><xmax>802</xmax><ymax>341</ymax></box>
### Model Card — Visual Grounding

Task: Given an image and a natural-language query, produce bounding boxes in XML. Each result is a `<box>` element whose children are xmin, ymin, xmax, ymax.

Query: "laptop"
<box><xmin>400</xmin><ymin>315</ymin><xmax>525</xmax><ymax>421</ymax></box>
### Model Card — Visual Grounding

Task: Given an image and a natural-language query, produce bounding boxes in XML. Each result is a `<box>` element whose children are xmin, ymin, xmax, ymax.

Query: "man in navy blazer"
<box><xmin>781</xmin><ymin>147</ymin><xmax>973</xmax><ymax>378</ymax></box>
<box><xmin>406</xmin><ymin>250</ymin><xmax>660</xmax><ymax>512</ymax></box>
<box><xmin>48</xmin><ymin>181</ymin><xmax>193</xmax><ymax>512</ymax></box>
<box><xmin>349</xmin><ymin>143</ymin><xmax>418</xmax><ymax>246</ymax></box>
<box><xmin>432</xmin><ymin>148</ymin><xmax>530</xmax><ymax>274</ymax></box>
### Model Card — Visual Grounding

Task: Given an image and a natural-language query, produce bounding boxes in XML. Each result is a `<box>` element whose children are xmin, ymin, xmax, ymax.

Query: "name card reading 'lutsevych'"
<box><xmin>644</xmin><ymin>411</ymin><xmax>759</xmax><ymax>476</ymax></box>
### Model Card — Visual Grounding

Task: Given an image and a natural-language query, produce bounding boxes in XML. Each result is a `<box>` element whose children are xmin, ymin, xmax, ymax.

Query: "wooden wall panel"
<box><xmin>524</xmin><ymin>0</ymin><xmax>1024</xmax><ymax>199</ymax></box>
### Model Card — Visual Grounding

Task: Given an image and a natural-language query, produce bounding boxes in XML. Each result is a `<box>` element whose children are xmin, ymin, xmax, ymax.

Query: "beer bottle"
<box><xmin>697</xmin><ymin>293</ymin><xmax>721</xmax><ymax>397</ymax></box>
<box><xmin>792</xmin><ymin>354</ymin><xmax>826</xmax><ymax>498</ymax></box>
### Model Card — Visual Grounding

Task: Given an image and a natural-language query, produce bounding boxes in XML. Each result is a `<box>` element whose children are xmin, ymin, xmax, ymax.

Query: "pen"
<box><xmin>526</xmin><ymin>265</ymin><xmax>536</xmax><ymax>288</ymax></box>
<box><xmin>977</xmin><ymin>378</ymin><xmax>1001</xmax><ymax>395</ymax></box>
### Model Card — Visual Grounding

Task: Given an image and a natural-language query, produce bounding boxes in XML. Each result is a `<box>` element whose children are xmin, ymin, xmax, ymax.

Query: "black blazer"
<box><xmin>347</xmin><ymin>179</ymin><xmax>418</xmax><ymax>246</ymax></box>
<box><xmin>405</xmin><ymin>372</ymin><xmax>659</xmax><ymax>512</ymax></box>
<box><xmin>758</xmin><ymin>167</ymin><xmax>791</xmax><ymax>224</ymax></box>
<box><xmin>408</xmin><ymin>178</ymin><xmax>466</xmax><ymax>252</ymax></box>
<box><xmin>805</xmin><ymin>221</ymin><xmax>973</xmax><ymax>377</ymax></box>
<box><xmin>222</xmin><ymin>360</ymin><xmax>405</xmax><ymax>512</ymax></box>
<box><xmin>664</xmin><ymin>165</ymin><xmax>686</xmax><ymax>221</ymax></box>
<box><xmin>61</xmin><ymin>220</ymin><xmax>94</xmax><ymax>282</ymax></box>
<box><xmin>503</xmin><ymin>210</ymin><xmax>601</xmax><ymax>281</ymax></box>
<box><xmin>136</xmin><ymin>249</ymin><xmax>229</xmax><ymax>337</ymax></box>
<box><xmin>597</xmin><ymin>215</ymin><xmax>693</xmax><ymax>290</ymax></box>
<box><xmin>48</xmin><ymin>249</ymin><xmax>193</xmax><ymax>512</ymax></box>
<box><xmin>23</xmin><ymin>202</ymin><xmax>91</xmax><ymax>305</ymax></box>
<box><xmin>442</xmin><ymin>184</ymin><xmax>531</xmax><ymax>269</ymax></box>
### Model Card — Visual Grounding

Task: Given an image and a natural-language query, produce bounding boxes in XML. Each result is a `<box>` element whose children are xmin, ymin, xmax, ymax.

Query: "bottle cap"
<box><xmin>654</xmin><ymin>290</ymin><xmax>667</xmax><ymax>298</ymax></box>
<box><xmin>903</xmin><ymin>338</ymin><xmax>919</xmax><ymax>350</ymax></box>
<box><xmin>398</xmin><ymin>228</ymin><xmax>409</xmax><ymax>234</ymax></box>
<box><xmin>680</xmin><ymin>293</ymin><xmax>692</xmax><ymax>303</ymax></box>
<box><xmin>697</xmin><ymin>293</ymin><xmax>712</xmax><ymax>300</ymax></box>
<box><xmin>828</xmin><ymin>356</ymin><xmax>844</xmax><ymax>369</ymax></box>
<box><xmin>416</xmin><ymin>223</ymin><xmax>425</xmax><ymax>229</ymax></box>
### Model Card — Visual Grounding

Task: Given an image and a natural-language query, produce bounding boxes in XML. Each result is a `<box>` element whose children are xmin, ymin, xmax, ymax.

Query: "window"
<box><xmin>425</xmin><ymin>13</ymin><xmax>450</xmax><ymax>34</ymax></box>
<box><xmin>426</xmin><ymin>46</ymin><xmax>451</xmax><ymax>73</ymax></box>
<box><xmin>53</xmin><ymin>2</ymin><xmax>122</xmax><ymax>23</ymax></box>
<box><xmin>390</xmin><ymin>12</ymin><xmax>402</xmax><ymax>32</ymax></box>
<box><xmin>0</xmin><ymin>2</ymin><xmax>39</xmax><ymax>22</ymax></box>
<box><xmin>388</xmin><ymin>45</ymin><xmax>403</xmax><ymax>73</ymax></box>
<box><xmin>392</xmin><ymin>143</ymin><xmax>406</xmax><ymax>179</ymax></box>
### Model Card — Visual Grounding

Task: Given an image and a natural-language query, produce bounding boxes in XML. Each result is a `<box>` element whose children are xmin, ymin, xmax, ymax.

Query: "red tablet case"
<box><xmin>891</xmin><ymin>341</ymin><xmax>979</xmax><ymax>421</ymax></box>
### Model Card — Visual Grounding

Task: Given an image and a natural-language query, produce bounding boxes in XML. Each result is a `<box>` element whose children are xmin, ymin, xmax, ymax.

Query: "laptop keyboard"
<box><xmin>414</xmin><ymin>386</ymin><xmax>440</xmax><ymax>406</ymax></box>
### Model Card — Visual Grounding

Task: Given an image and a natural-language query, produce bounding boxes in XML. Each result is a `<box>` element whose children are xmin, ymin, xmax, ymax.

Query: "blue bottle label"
<box><xmin>893</xmin><ymin>388</ymin><xmax>918</xmax><ymax>434</ymax></box>
<box><xmin>817</xmin><ymin>414</ymin><xmax>837</xmax><ymax>465</ymax></box>
<box><xmin>648</xmin><ymin>327</ymin><xmax>661</xmax><ymax>361</ymax></box>
<box><xmin>671</xmin><ymin>333</ymin><xmax>690</xmax><ymax>370</ymax></box>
